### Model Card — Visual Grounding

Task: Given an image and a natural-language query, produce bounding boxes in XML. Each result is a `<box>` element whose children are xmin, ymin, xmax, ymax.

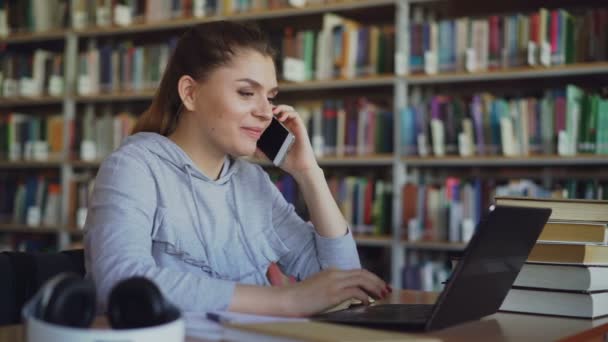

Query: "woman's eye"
<box><xmin>238</xmin><ymin>91</ymin><xmax>254</xmax><ymax>97</ymax></box>
<box><xmin>267</xmin><ymin>97</ymin><xmax>275</xmax><ymax>104</ymax></box>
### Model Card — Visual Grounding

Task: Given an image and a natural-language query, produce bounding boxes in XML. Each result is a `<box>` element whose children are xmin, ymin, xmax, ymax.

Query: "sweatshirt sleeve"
<box><xmin>84</xmin><ymin>151</ymin><xmax>235</xmax><ymax>312</ymax></box>
<box><xmin>267</xmin><ymin>174</ymin><xmax>361</xmax><ymax>280</ymax></box>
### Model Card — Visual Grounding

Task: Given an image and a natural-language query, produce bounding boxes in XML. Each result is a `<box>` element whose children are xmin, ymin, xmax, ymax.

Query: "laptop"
<box><xmin>313</xmin><ymin>205</ymin><xmax>552</xmax><ymax>331</ymax></box>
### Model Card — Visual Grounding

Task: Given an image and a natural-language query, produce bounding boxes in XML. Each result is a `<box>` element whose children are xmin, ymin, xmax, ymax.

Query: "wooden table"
<box><xmin>3</xmin><ymin>290</ymin><xmax>608</xmax><ymax>342</ymax></box>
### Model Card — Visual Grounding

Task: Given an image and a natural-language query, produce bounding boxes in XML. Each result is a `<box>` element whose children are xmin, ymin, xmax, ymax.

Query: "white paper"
<box><xmin>183</xmin><ymin>312</ymin><xmax>223</xmax><ymax>341</ymax></box>
<box><xmin>184</xmin><ymin>311</ymin><xmax>307</xmax><ymax>341</ymax></box>
<box><xmin>206</xmin><ymin>311</ymin><xmax>309</xmax><ymax>324</ymax></box>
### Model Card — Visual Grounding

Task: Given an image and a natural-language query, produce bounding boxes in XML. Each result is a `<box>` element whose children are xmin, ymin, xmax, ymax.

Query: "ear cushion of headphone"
<box><xmin>108</xmin><ymin>277</ymin><xmax>179</xmax><ymax>329</ymax></box>
<box><xmin>38</xmin><ymin>274</ymin><xmax>97</xmax><ymax>328</ymax></box>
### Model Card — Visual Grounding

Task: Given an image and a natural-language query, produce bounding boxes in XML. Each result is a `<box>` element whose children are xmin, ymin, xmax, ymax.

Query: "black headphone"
<box><xmin>31</xmin><ymin>273</ymin><xmax>181</xmax><ymax>329</ymax></box>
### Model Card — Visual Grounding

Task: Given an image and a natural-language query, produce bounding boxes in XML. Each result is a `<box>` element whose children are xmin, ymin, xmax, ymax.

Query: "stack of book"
<box><xmin>496</xmin><ymin>196</ymin><xmax>608</xmax><ymax>319</ymax></box>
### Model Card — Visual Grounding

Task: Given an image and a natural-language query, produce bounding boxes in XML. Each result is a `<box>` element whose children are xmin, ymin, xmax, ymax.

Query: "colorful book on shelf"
<box><xmin>500</xmin><ymin>287</ymin><xmax>608</xmax><ymax>319</ymax></box>
<box><xmin>402</xmin><ymin>85</ymin><xmax>608</xmax><ymax>158</ymax></box>
<box><xmin>494</xmin><ymin>196</ymin><xmax>608</xmax><ymax>222</ymax></box>
<box><xmin>514</xmin><ymin>263</ymin><xmax>608</xmax><ymax>292</ymax></box>
<box><xmin>408</xmin><ymin>7</ymin><xmax>608</xmax><ymax>73</ymax></box>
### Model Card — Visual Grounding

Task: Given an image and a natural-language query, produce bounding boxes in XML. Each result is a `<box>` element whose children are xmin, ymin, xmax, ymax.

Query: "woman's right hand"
<box><xmin>278</xmin><ymin>268</ymin><xmax>391</xmax><ymax>317</ymax></box>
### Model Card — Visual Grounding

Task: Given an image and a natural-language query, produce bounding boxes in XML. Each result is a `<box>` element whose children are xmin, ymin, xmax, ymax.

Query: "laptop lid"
<box><xmin>425</xmin><ymin>205</ymin><xmax>551</xmax><ymax>331</ymax></box>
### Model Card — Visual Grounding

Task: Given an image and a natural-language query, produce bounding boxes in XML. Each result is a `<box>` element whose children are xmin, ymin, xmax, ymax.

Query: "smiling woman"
<box><xmin>84</xmin><ymin>20</ymin><xmax>390</xmax><ymax>318</ymax></box>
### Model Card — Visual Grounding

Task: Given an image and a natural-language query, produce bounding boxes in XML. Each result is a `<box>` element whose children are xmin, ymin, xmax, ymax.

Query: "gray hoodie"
<box><xmin>84</xmin><ymin>132</ymin><xmax>361</xmax><ymax>312</ymax></box>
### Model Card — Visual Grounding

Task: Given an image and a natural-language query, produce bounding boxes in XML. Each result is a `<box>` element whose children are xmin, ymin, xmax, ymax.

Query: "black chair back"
<box><xmin>0</xmin><ymin>249</ymin><xmax>85</xmax><ymax>325</ymax></box>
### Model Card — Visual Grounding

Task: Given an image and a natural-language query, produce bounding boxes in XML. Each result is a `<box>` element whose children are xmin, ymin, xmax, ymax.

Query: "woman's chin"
<box><xmin>233</xmin><ymin>146</ymin><xmax>257</xmax><ymax>158</ymax></box>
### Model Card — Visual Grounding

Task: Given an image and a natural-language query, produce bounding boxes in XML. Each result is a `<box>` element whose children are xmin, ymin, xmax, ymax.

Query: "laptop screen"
<box><xmin>426</xmin><ymin>205</ymin><xmax>551</xmax><ymax>331</ymax></box>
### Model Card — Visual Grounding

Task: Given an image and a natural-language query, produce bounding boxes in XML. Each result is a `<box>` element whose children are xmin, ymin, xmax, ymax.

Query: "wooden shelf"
<box><xmin>70</xmin><ymin>159</ymin><xmax>104</xmax><ymax>168</ymax></box>
<box><xmin>0</xmin><ymin>160</ymin><xmax>64</xmax><ymax>169</ymax></box>
<box><xmin>85</xmin><ymin>154</ymin><xmax>597</xmax><ymax>169</ymax></box>
<box><xmin>402</xmin><ymin>155</ymin><xmax>608</xmax><ymax>167</ymax></box>
<box><xmin>75</xmin><ymin>90</ymin><xmax>155</xmax><ymax>102</ymax></box>
<box><xmin>223</xmin><ymin>0</ymin><xmax>395</xmax><ymax>21</ymax></box>
<box><xmin>246</xmin><ymin>154</ymin><xmax>395</xmax><ymax>167</ymax></box>
<box><xmin>0</xmin><ymin>30</ymin><xmax>67</xmax><ymax>44</ymax></box>
<box><xmin>67</xmin><ymin>229</ymin><xmax>85</xmax><ymax>237</ymax></box>
<box><xmin>280</xmin><ymin>75</ymin><xmax>395</xmax><ymax>91</ymax></box>
<box><xmin>75</xmin><ymin>154</ymin><xmax>608</xmax><ymax>168</ymax></box>
<box><xmin>71</xmin><ymin>155</ymin><xmax>395</xmax><ymax>168</ymax></box>
<box><xmin>0</xmin><ymin>96</ymin><xmax>63</xmax><ymax>107</ymax></box>
<box><xmin>74</xmin><ymin>75</ymin><xmax>396</xmax><ymax>102</ymax></box>
<box><xmin>354</xmin><ymin>235</ymin><xmax>393</xmax><ymax>247</ymax></box>
<box><xmin>0</xmin><ymin>224</ymin><xmax>63</xmax><ymax>234</ymax></box>
<box><xmin>402</xmin><ymin>240</ymin><xmax>468</xmax><ymax>251</ymax></box>
<box><xmin>318</xmin><ymin>154</ymin><xmax>394</xmax><ymax>166</ymax></box>
<box><xmin>405</xmin><ymin>62</ymin><xmax>608</xmax><ymax>84</ymax></box>
<box><xmin>74</xmin><ymin>0</ymin><xmax>394</xmax><ymax>37</ymax></box>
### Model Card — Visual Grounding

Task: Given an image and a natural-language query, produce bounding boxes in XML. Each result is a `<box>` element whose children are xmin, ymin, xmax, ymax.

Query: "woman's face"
<box><xmin>191</xmin><ymin>49</ymin><xmax>278</xmax><ymax>157</ymax></box>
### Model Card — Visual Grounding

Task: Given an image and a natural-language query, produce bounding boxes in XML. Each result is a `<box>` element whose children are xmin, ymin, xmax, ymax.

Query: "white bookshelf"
<box><xmin>1</xmin><ymin>0</ymin><xmax>608</xmax><ymax>289</ymax></box>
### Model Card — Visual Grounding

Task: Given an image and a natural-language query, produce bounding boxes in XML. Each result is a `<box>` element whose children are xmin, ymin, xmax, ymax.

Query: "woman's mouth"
<box><xmin>242</xmin><ymin>127</ymin><xmax>263</xmax><ymax>140</ymax></box>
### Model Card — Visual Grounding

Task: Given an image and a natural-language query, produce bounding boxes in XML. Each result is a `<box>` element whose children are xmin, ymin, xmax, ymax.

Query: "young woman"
<box><xmin>84</xmin><ymin>20</ymin><xmax>390</xmax><ymax>317</ymax></box>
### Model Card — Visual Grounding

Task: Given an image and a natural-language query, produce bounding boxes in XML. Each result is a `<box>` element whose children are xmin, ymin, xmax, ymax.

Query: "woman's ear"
<box><xmin>177</xmin><ymin>75</ymin><xmax>198</xmax><ymax>112</ymax></box>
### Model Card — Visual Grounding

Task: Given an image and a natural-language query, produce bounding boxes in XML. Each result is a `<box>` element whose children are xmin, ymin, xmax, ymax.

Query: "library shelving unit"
<box><xmin>394</xmin><ymin>0</ymin><xmax>608</xmax><ymax>290</ymax></box>
<box><xmin>2</xmin><ymin>0</ymin><xmax>608</xmax><ymax>289</ymax></box>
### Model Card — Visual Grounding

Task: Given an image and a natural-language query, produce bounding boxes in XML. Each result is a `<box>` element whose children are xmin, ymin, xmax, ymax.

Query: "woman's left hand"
<box><xmin>254</xmin><ymin>104</ymin><xmax>318</xmax><ymax>176</ymax></box>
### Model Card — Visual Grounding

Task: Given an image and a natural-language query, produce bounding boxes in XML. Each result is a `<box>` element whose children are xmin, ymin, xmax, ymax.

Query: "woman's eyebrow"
<box><xmin>236</xmin><ymin>78</ymin><xmax>279</xmax><ymax>93</ymax></box>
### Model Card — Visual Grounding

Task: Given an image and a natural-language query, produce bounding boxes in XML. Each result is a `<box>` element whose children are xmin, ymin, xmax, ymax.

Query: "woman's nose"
<box><xmin>254</xmin><ymin>98</ymin><xmax>273</xmax><ymax>120</ymax></box>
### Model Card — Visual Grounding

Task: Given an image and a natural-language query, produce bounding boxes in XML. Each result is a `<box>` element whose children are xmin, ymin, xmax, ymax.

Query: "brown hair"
<box><xmin>132</xmin><ymin>21</ymin><xmax>276</xmax><ymax>136</ymax></box>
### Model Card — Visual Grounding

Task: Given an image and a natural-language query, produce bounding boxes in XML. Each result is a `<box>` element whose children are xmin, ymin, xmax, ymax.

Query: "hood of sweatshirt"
<box><xmin>118</xmin><ymin>132</ymin><xmax>271</xmax><ymax>281</ymax></box>
<box><xmin>122</xmin><ymin>132</ymin><xmax>239</xmax><ymax>184</ymax></box>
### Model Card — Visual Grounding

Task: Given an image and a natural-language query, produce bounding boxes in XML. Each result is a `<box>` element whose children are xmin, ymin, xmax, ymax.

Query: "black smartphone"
<box><xmin>257</xmin><ymin>117</ymin><xmax>295</xmax><ymax>166</ymax></box>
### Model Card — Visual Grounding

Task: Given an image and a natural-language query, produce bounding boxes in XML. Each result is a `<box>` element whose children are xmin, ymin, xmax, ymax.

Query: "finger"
<box><xmin>272</xmin><ymin>104</ymin><xmax>295</xmax><ymax>115</ymax></box>
<box><xmin>339</xmin><ymin>270</ymin><xmax>387</xmax><ymax>299</ymax></box>
<box><xmin>340</xmin><ymin>275</ymin><xmax>384</xmax><ymax>300</ymax></box>
<box><xmin>276</xmin><ymin>109</ymin><xmax>299</xmax><ymax>123</ymax></box>
<box><xmin>344</xmin><ymin>269</ymin><xmax>387</xmax><ymax>292</ymax></box>
<box><xmin>337</xmin><ymin>287</ymin><xmax>370</xmax><ymax>306</ymax></box>
<box><xmin>277</xmin><ymin>111</ymin><xmax>291</xmax><ymax>122</ymax></box>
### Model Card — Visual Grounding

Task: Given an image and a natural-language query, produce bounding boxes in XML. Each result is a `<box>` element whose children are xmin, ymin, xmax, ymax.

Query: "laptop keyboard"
<box><xmin>315</xmin><ymin>304</ymin><xmax>435</xmax><ymax>324</ymax></box>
